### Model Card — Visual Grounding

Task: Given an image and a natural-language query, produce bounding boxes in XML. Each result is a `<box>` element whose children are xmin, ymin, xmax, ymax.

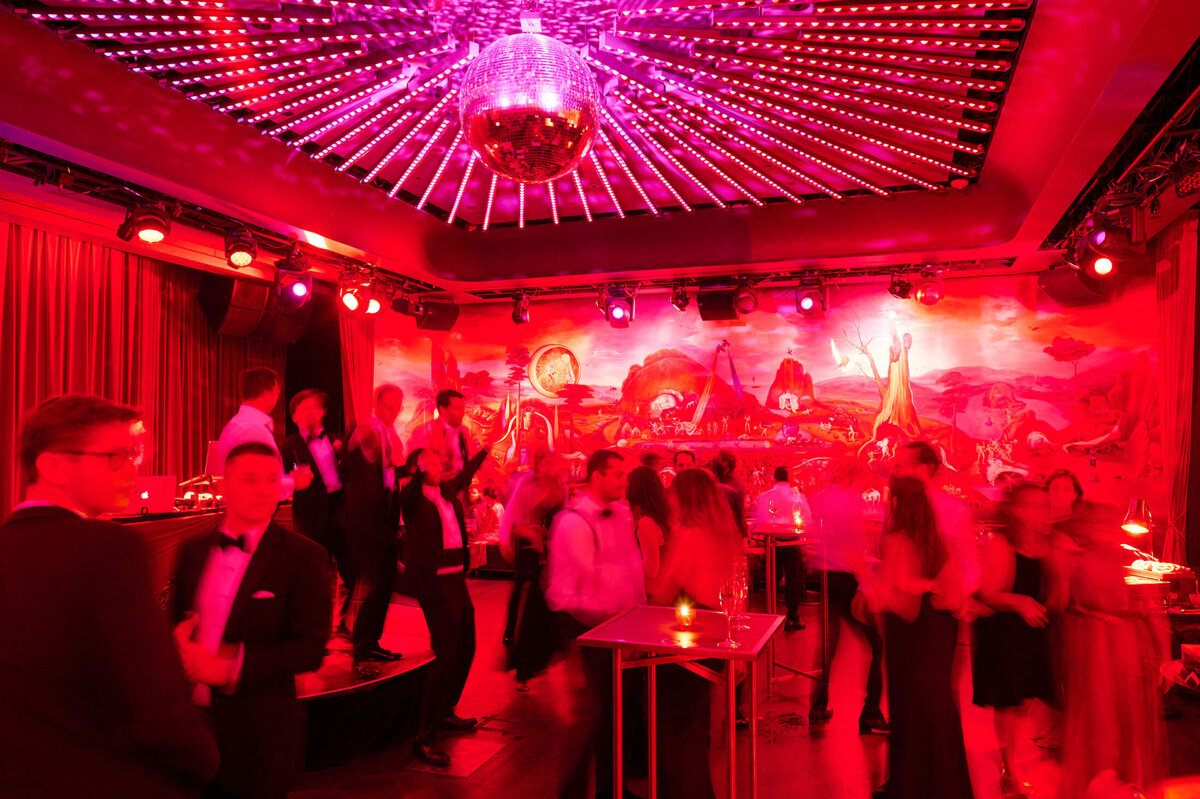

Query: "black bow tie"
<box><xmin>215</xmin><ymin>533</ymin><xmax>245</xmax><ymax>552</ymax></box>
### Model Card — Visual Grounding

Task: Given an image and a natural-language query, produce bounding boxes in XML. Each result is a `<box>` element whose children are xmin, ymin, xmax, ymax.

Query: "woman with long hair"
<box><xmin>627</xmin><ymin>465</ymin><xmax>671</xmax><ymax>585</ymax></box>
<box><xmin>863</xmin><ymin>475</ymin><xmax>973</xmax><ymax>799</ymax></box>
<box><xmin>646</xmin><ymin>468</ymin><xmax>746</xmax><ymax>799</ymax></box>
<box><xmin>973</xmin><ymin>482</ymin><xmax>1054</xmax><ymax>797</ymax></box>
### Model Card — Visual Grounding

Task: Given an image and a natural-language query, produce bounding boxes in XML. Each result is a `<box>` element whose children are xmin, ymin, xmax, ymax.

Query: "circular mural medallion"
<box><xmin>528</xmin><ymin>344</ymin><xmax>581</xmax><ymax>398</ymax></box>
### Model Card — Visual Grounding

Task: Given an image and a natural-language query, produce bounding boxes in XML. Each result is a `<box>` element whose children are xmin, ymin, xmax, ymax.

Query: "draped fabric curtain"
<box><xmin>1154</xmin><ymin>210</ymin><xmax>1197</xmax><ymax>565</ymax></box>
<box><xmin>0</xmin><ymin>219</ymin><xmax>286</xmax><ymax>513</ymax></box>
<box><xmin>338</xmin><ymin>313</ymin><xmax>375</xmax><ymax>433</ymax></box>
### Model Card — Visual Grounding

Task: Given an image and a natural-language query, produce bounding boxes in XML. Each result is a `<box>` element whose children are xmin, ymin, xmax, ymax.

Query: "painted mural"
<box><xmin>374</xmin><ymin>274</ymin><xmax>1163</xmax><ymax>511</ymax></box>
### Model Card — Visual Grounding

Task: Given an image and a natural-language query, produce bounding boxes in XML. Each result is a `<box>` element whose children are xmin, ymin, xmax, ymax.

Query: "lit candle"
<box><xmin>675</xmin><ymin>603</ymin><xmax>694</xmax><ymax>630</ymax></box>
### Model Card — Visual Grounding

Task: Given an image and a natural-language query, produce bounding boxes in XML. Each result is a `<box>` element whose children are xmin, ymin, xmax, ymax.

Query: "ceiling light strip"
<box><xmin>37</xmin><ymin>8</ymin><xmax>333</xmax><ymax>25</ymax></box>
<box><xmin>334</xmin><ymin>107</ymin><xmax>419</xmax><ymax>169</ymax></box>
<box><xmin>127</xmin><ymin>50</ymin><xmax>269</xmax><ymax>72</ymax></box>
<box><xmin>617</xmin><ymin>0</ymin><xmax>794</xmax><ymax>17</ymax></box>
<box><xmin>600</xmin><ymin>108</ymin><xmax>692</xmax><ymax>211</ymax></box>
<box><xmin>811</xmin><ymin>1</ymin><xmax>1033</xmax><ymax>12</ymax></box>
<box><xmin>417</xmin><ymin>129</ymin><xmax>463</xmax><ymax>211</ymax></box>
<box><xmin>96</xmin><ymin>27</ymin><xmax>428</xmax><ymax>57</ymax></box>
<box><xmin>165</xmin><ymin>48</ymin><xmax>363</xmax><ymax>85</ymax></box>
<box><xmin>597</xmin><ymin>129</ymin><xmax>659</xmax><ymax>216</ymax></box>
<box><xmin>628</xmin><ymin>119</ymin><xmax>728</xmax><ymax>208</ymax></box>
<box><xmin>798</xmin><ymin>31</ymin><xmax>1019</xmax><ymax>51</ymax></box>
<box><xmin>188</xmin><ymin>68</ymin><xmax>308</xmax><ymax>100</ymax></box>
<box><xmin>518</xmin><ymin>182</ymin><xmax>526</xmax><ymax>229</ymax></box>
<box><xmin>387</xmin><ymin>116</ymin><xmax>452</xmax><ymax>198</ymax></box>
<box><xmin>622</xmin><ymin>99</ymin><xmax>763</xmax><ymax>206</ymax></box>
<box><xmin>363</xmin><ymin>93</ymin><xmax>458</xmax><ymax>182</ymax></box>
<box><xmin>774</xmin><ymin>52</ymin><xmax>1006</xmax><ymax>90</ymax></box>
<box><xmin>482</xmin><ymin>172</ymin><xmax>498</xmax><ymax>231</ymax></box>
<box><xmin>547</xmin><ymin>181</ymin><xmax>560</xmax><ymax>225</ymax></box>
<box><xmin>713</xmin><ymin>18</ymin><xmax>1026</xmax><ymax>33</ymax></box>
<box><xmin>447</xmin><ymin>153</ymin><xmax>476</xmax><ymax>225</ymax></box>
<box><xmin>571</xmin><ymin>170</ymin><xmax>594</xmax><ymax>222</ymax></box>
<box><xmin>589</xmin><ymin>151</ymin><xmax>626</xmax><ymax>219</ymax></box>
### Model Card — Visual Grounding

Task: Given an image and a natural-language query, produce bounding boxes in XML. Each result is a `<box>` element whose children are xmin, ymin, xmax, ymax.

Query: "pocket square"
<box><xmin>251</xmin><ymin>590</ymin><xmax>276</xmax><ymax>599</ymax></box>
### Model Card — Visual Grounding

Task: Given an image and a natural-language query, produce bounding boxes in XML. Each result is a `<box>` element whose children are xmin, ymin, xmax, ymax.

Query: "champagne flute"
<box><xmin>732</xmin><ymin>559</ymin><xmax>751</xmax><ymax>630</ymax></box>
<box><xmin>718</xmin><ymin>576</ymin><xmax>740</xmax><ymax>649</ymax></box>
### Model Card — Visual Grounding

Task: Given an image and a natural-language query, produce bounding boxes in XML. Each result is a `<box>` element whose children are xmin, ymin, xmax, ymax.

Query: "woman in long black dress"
<box><xmin>974</xmin><ymin>483</ymin><xmax>1054</xmax><ymax>797</ymax></box>
<box><xmin>861</xmin><ymin>475</ymin><xmax>974</xmax><ymax>799</ymax></box>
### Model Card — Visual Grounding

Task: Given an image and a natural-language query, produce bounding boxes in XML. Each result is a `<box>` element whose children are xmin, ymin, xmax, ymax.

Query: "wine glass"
<box><xmin>732</xmin><ymin>560</ymin><xmax>751</xmax><ymax>630</ymax></box>
<box><xmin>717</xmin><ymin>578</ymin><xmax>740</xmax><ymax>649</ymax></box>
<box><xmin>767</xmin><ymin>499</ymin><xmax>780</xmax><ymax>522</ymax></box>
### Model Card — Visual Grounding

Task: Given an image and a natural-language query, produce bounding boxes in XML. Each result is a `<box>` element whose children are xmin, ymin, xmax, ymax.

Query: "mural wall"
<box><xmin>374</xmin><ymin>274</ymin><xmax>1163</xmax><ymax>510</ymax></box>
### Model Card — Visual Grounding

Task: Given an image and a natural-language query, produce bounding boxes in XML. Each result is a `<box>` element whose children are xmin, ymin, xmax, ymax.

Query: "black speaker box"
<box><xmin>1037</xmin><ymin>266</ymin><xmax>1113</xmax><ymax>306</ymax></box>
<box><xmin>415</xmin><ymin>301</ymin><xmax>460</xmax><ymax>331</ymax></box>
<box><xmin>199</xmin><ymin>276</ymin><xmax>269</xmax><ymax>337</ymax></box>
<box><xmin>697</xmin><ymin>288</ymin><xmax>739</xmax><ymax>321</ymax></box>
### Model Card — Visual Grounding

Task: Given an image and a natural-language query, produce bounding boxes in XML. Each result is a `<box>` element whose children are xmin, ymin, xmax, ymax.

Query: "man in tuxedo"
<box><xmin>217</xmin><ymin>367</ymin><xmax>313</xmax><ymax>498</ymax></box>
<box><xmin>280</xmin><ymin>389</ymin><xmax>354</xmax><ymax>636</ymax></box>
<box><xmin>171</xmin><ymin>441</ymin><xmax>331</xmax><ymax>799</ymax></box>
<box><xmin>408</xmin><ymin>389</ymin><xmax>471</xmax><ymax>485</ymax></box>
<box><xmin>0</xmin><ymin>394</ymin><xmax>218</xmax><ymax>798</ymax></box>
<box><xmin>343</xmin><ymin>384</ymin><xmax>406</xmax><ymax>668</ymax></box>
<box><xmin>401</xmin><ymin>443</ymin><xmax>489</xmax><ymax>767</ymax></box>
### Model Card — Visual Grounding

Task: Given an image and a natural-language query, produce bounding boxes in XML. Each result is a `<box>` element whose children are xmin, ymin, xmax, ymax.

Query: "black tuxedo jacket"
<box><xmin>0</xmin><ymin>506</ymin><xmax>218</xmax><ymax>798</ymax></box>
<box><xmin>400</xmin><ymin>449</ymin><xmax>488</xmax><ymax>597</ymax></box>
<box><xmin>280</xmin><ymin>430</ymin><xmax>343</xmax><ymax>547</ymax></box>
<box><xmin>171</xmin><ymin>522</ymin><xmax>331</xmax><ymax>798</ymax></box>
<box><xmin>342</xmin><ymin>424</ymin><xmax>401</xmax><ymax>540</ymax></box>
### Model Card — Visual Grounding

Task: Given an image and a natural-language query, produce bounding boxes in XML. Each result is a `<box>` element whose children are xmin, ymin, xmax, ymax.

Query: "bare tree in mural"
<box><xmin>842</xmin><ymin>324</ymin><xmax>924</xmax><ymax>457</ymax></box>
<box><xmin>839</xmin><ymin>322</ymin><xmax>886</xmax><ymax>400</ymax></box>
<box><xmin>557</xmin><ymin>383</ymin><xmax>594</xmax><ymax>451</ymax></box>
<box><xmin>505</xmin><ymin>346</ymin><xmax>532</xmax><ymax>453</ymax></box>
<box><xmin>1043</xmin><ymin>336</ymin><xmax>1096</xmax><ymax>397</ymax></box>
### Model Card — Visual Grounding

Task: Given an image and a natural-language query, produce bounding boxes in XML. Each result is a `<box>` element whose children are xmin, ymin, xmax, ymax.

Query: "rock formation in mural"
<box><xmin>766</xmin><ymin>358</ymin><xmax>816</xmax><ymax>412</ymax></box>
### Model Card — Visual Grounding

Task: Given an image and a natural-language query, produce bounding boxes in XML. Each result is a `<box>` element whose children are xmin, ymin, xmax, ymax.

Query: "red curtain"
<box><xmin>0</xmin><ymin>219</ymin><xmax>286</xmax><ymax>513</ymax></box>
<box><xmin>339</xmin><ymin>312</ymin><xmax>375</xmax><ymax>433</ymax></box>
<box><xmin>1154</xmin><ymin>210</ymin><xmax>1196</xmax><ymax>564</ymax></box>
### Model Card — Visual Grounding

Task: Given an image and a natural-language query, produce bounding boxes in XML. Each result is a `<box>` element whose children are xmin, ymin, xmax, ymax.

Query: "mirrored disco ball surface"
<box><xmin>459</xmin><ymin>33</ymin><xmax>601</xmax><ymax>184</ymax></box>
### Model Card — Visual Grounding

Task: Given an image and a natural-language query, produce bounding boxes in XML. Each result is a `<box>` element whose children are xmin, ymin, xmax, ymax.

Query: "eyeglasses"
<box><xmin>56</xmin><ymin>448</ymin><xmax>140</xmax><ymax>470</ymax></box>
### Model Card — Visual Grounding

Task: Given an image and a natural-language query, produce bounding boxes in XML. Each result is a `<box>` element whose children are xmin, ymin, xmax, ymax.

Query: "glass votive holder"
<box><xmin>675</xmin><ymin>603</ymin><xmax>694</xmax><ymax>630</ymax></box>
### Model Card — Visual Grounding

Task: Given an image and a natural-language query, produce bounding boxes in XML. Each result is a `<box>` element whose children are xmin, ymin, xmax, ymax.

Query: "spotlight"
<box><xmin>914</xmin><ymin>268</ymin><xmax>943</xmax><ymax>306</ymax></box>
<box><xmin>391</xmin><ymin>294</ymin><xmax>420</xmax><ymax>316</ymax></box>
<box><xmin>795</xmin><ymin>279</ymin><xmax>826</xmax><ymax>317</ymax></box>
<box><xmin>274</xmin><ymin>270</ymin><xmax>311</xmax><ymax>308</ymax></box>
<box><xmin>599</xmin><ymin>286</ymin><xmax>635</xmax><ymax>328</ymax></box>
<box><xmin>512</xmin><ymin>294</ymin><xmax>530</xmax><ymax>324</ymax></box>
<box><xmin>734</xmin><ymin>283</ymin><xmax>758</xmax><ymax>314</ymax></box>
<box><xmin>888</xmin><ymin>274</ymin><xmax>913</xmax><ymax>300</ymax></box>
<box><xmin>1122</xmin><ymin>498</ymin><xmax>1151</xmax><ymax>535</ymax></box>
<box><xmin>1072</xmin><ymin>216</ymin><xmax>1140</xmax><ymax>279</ymax></box>
<box><xmin>340</xmin><ymin>276</ymin><xmax>382</xmax><ymax>315</ymax></box>
<box><xmin>670</xmin><ymin>285</ymin><xmax>690</xmax><ymax>311</ymax></box>
<box><xmin>117</xmin><ymin>205</ymin><xmax>170</xmax><ymax>244</ymax></box>
<box><xmin>224</xmin><ymin>231</ymin><xmax>256</xmax><ymax>268</ymax></box>
<box><xmin>366</xmin><ymin>296</ymin><xmax>381</xmax><ymax>315</ymax></box>
<box><xmin>1172</xmin><ymin>153</ymin><xmax>1200</xmax><ymax>198</ymax></box>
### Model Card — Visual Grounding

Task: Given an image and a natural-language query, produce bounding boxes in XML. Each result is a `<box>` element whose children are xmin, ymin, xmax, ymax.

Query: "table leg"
<box><xmin>614</xmin><ymin>649</ymin><xmax>623</xmax><ymax>799</ymax></box>
<box><xmin>749</xmin><ymin>660</ymin><xmax>759</xmax><ymax>799</ymax></box>
<box><xmin>765</xmin><ymin>538</ymin><xmax>776</xmax><ymax>697</ymax></box>
<box><xmin>727</xmin><ymin>662</ymin><xmax>737</xmax><ymax>799</ymax></box>
<box><xmin>648</xmin><ymin>663</ymin><xmax>658</xmax><ymax>799</ymax></box>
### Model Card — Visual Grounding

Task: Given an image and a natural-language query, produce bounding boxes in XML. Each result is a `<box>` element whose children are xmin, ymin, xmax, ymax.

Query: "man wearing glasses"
<box><xmin>0</xmin><ymin>394</ymin><xmax>218</xmax><ymax>798</ymax></box>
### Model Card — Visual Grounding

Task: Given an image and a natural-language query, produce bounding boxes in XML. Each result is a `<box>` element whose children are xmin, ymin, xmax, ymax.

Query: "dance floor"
<box><xmin>294</xmin><ymin>578</ymin><xmax>1200</xmax><ymax>799</ymax></box>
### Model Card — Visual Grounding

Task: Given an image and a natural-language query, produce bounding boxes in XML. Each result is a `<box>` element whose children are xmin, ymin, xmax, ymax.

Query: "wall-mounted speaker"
<box><xmin>198</xmin><ymin>275</ymin><xmax>269</xmax><ymax>337</ymax></box>
<box><xmin>1037</xmin><ymin>265</ymin><xmax>1113</xmax><ymax>306</ymax></box>
<box><xmin>696</xmin><ymin>288</ymin><xmax>739</xmax><ymax>321</ymax></box>
<box><xmin>415</xmin><ymin>300</ymin><xmax>460</xmax><ymax>331</ymax></box>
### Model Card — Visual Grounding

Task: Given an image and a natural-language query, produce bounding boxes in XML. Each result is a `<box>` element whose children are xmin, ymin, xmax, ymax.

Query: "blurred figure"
<box><xmin>861</xmin><ymin>476</ymin><xmax>972</xmax><ymax>799</ymax></box>
<box><xmin>1051</xmin><ymin>472</ymin><xmax>1166</xmax><ymax>798</ymax></box>
<box><xmin>217</xmin><ymin>367</ymin><xmax>311</xmax><ymax>497</ymax></box>
<box><xmin>806</xmin><ymin>465</ymin><xmax>887</xmax><ymax>733</ymax></box>
<box><xmin>627</xmin><ymin>465</ymin><xmax>671</xmax><ymax>585</ymax></box>
<box><xmin>710</xmin><ymin>450</ymin><xmax>748</xmax><ymax>537</ymax></box>
<box><xmin>171</xmin><ymin>441</ymin><xmax>331</xmax><ymax>799</ymax></box>
<box><xmin>401</xmin><ymin>444</ymin><xmax>489</xmax><ymax>767</ymax></box>
<box><xmin>1</xmin><ymin>395</ymin><xmax>218</xmax><ymax>798</ymax></box>
<box><xmin>499</xmin><ymin>451</ymin><xmax>568</xmax><ymax>688</ymax></box>
<box><xmin>473</xmin><ymin>487</ymin><xmax>504</xmax><ymax>536</ymax></box>
<box><xmin>753</xmin><ymin>465</ymin><xmax>810</xmax><ymax>631</ymax></box>
<box><xmin>973</xmin><ymin>483</ymin><xmax>1054</xmax><ymax>797</ymax></box>
<box><xmin>545</xmin><ymin>449</ymin><xmax>645</xmax><ymax>799</ymax></box>
<box><xmin>650</xmin><ymin>468</ymin><xmax>745</xmax><ymax>799</ymax></box>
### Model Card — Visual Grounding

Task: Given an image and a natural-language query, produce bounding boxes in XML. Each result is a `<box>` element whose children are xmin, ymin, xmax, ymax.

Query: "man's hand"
<box><xmin>291</xmin><ymin>464</ymin><xmax>314</xmax><ymax>490</ymax></box>
<box><xmin>173</xmin><ymin>614</ymin><xmax>237</xmax><ymax>689</ymax></box>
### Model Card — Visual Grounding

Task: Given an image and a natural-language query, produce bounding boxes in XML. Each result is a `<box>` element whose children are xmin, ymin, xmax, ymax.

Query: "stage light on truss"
<box><xmin>599</xmin><ymin>285</ymin><xmax>635</xmax><ymax>328</ymax></box>
<box><xmin>914</xmin><ymin>268</ymin><xmax>944</xmax><ymax>306</ymax></box>
<box><xmin>512</xmin><ymin>294</ymin><xmax>530</xmax><ymax>324</ymax></box>
<box><xmin>1172</xmin><ymin>154</ymin><xmax>1200</xmax><ymax>198</ymax></box>
<box><xmin>117</xmin><ymin>204</ymin><xmax>170</xmax><ymax>244</ymax></box>
<box><xmin>224</xmin><ymin>230</ymin><xmax>256</xmax><ymax>268</ymax></box>
<box><xmin>670</xmin><ymin>285</ymin><xmax>690</xmax><ymax>312</ymax></box>
<box><xmin>734</xmin><ymin>283</ymin><xmax>758</xmax><ymax>314</ymax></box>
<box><xmin>887</xmin><ymin>274</ymin><xmax>913</xmax><ymax>300</ymax></box>
<box><xmin>275</xmin><ymin>245</ymin><xmax>309</xmax><ymax>274</ymax></box>
<box><xmin>391</xmin><ymin>294</ymin><xmax>420</xmax><ymax>316</ymax></box>
<box><xmin>340</xmin><ymin>275</ymin><xmax>382</xmax><ymax>315</ymax></box>
<box><xmin>274</xmin><ymin>270</ymin><xmax>311</xmax><ymax>309</ymax></box>
<box><xmin>795</xmin><ymin>279</ymin><xmax>826</xmax><ymax>317</ymax></box>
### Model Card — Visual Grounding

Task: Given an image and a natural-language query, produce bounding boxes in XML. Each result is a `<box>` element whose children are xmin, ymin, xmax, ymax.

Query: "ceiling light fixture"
<box><xmin>117</xmin><ymin>204</ymin><xmax>171</xmax><ymax>244</ymax></box>
<box><xmin>671</xmin><ymin>285</ymin><xmax>690</xmax><ymax>312</ymax></box>
<box><xmin>599</xmin><ymin>285</ymin><xmax>635</xmax><ymax>328</ymax></box>
<box><xmin>512</xmin><ymin>293</ymin><xmax>530</xmax><ymax>324</ymax></box>
<box><xmin>914</xmin><ymin>267</ymin><xmax>944</xmax><ymax>305</ymax></box>
<box><xmin>888</xmin><ymin>273</ymin><xmax>913</xmax><ymax>300</ymax></box>
<box><xmin>224</xmin><ymin>230</ymin><xmax>256</xmax><ymax>268</ymax></box>
<box><xmin>796</xmin><ymin>279</ymin><xmax>827</xmax><ymax>317</ymax></box>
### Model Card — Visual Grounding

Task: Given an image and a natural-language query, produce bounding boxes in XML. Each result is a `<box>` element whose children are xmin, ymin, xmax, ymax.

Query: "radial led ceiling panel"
<box><xmin>7</xmin><ymin>0</ymin><xmax>1034</xmax><ymax>230</ymax></box>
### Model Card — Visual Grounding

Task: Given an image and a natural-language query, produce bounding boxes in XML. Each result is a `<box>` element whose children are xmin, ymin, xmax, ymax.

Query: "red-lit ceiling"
<box><xmin>0</xmin><ymin>0</ymin><xmax>1196</xmax><ymax>295</ymax></box>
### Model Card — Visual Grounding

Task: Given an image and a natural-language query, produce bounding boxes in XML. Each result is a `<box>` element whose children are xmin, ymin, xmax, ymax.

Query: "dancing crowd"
<box><xmin>0</xmin><ymin>370</ymin><xmax>1172</xmax><ymax>799</ymax></box>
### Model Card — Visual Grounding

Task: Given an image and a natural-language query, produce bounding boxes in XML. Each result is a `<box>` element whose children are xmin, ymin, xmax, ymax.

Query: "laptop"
<box><xmin>203</xmin><ymin>440</ymin><xmax>223</xmax><ymax>478</ymax></box>
<box><xmin>129</xmin><ymin>475</ymin><xmax>178</xmax><ymax>515</ymax></box>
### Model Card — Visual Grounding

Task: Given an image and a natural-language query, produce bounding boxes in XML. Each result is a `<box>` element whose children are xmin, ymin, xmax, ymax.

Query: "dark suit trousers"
<box><xmin>350</xmin><ymin>522</ymin><xmax>398</xmax><ymax>657</ymax></box>
<box><xmin>777</xmin><ymin>545</ymin><xmax>806</xmax><ymax>619</ymax></box>
<box><xmin>203</xmin><ymin>695</ymin><xmax>303</xmax><ymax>799</ymax></box>
<box><xmin>416</xmin><ymin>571</ymin><xmax>476</xmax><ymax>735</ymax></box>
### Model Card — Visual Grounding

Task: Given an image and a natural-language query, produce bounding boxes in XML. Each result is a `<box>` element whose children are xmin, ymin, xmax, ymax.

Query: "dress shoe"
<box><xmin>439</xmin><ymin>712</ymin><xmax>479</xmax><ymax>731</ymax></box>
<box><xmin>355</xmin><ymin>645</ymin><xmax>402</xmax><ymax>662</ymax></box>
<box><xmin>809</xmin><ymin>704</ymin><xmax>834</xmax><ymax>723</ymax></box>
<box><xmin>784</xmin><ymin>616</ymin><xmax>805</xmax><ymax>631</ymax></box>
<box><xmin>413</xmin><ymin>738</ymin><xmax>450</xmax><ymax>768</ymax></box>
<box><xmin>858</xmin><ymin>714</ymin><xmax>890</xmax><ymax>734</ymax></box>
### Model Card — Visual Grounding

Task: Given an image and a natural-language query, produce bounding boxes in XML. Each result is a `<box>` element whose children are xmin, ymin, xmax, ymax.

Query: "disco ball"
<box><xmin>459</xmin><ymin>33</ymin><xmax>601</xmax><ymax>184</ymax></box>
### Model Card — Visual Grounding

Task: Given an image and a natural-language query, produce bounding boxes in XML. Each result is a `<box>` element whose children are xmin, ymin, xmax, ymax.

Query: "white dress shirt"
<box><xmin>367</xmin><ymin>414</ymin><xmax>403</xmax><ymax>491</ymax></box>
<box><xmin>408</xmin><ymin>419</ymin><xmax>468</xmax><ymax>477</ymax></box>
<box><xmin>423</xmin><ymin>483</ymin><xmax>465</xmax><ymax>573</ymax></box>
<box><xmin>216</xmin><ymin>404</ymin><xmax>294</xmax><ymax>498</ymax></box>
<box><xmin>300</xmin><ymin>427</ymin><xmax>342</xmax><ymax>493</ymax></box>
<box><xmin>544</xmin><ymin>492</ymin><xmax>646</xmax><ymax>627</ymax></box>
<box><xmin>191</xmin><ymin>522</ymin><xmax>267</xmax><ymax>705</ymax></box>
<box><xmin>753</xmin><ymin>482</ymin><xmax>813</xmax><ymax>529</ymax></box>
